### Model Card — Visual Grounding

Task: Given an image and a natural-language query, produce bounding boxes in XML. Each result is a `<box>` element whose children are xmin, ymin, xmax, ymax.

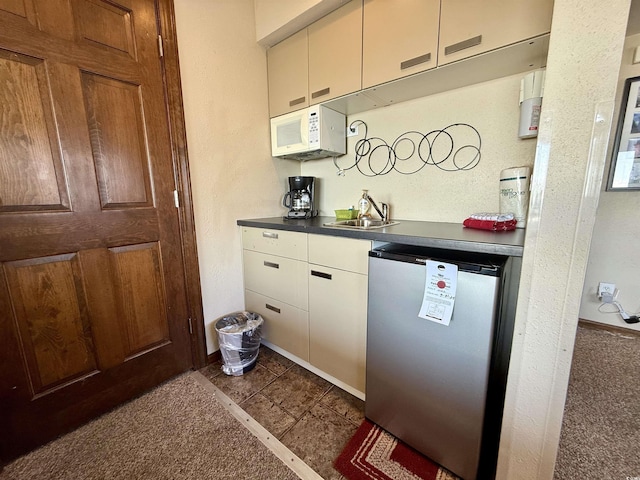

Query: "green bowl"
<box><xmin>335</xmin><ymin>209</ymin><xmax>358</xmax><ymax>220</ymax></box>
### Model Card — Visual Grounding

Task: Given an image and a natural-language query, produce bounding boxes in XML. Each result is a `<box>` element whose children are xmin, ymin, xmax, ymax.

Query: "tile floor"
<box><xmin>199</xmin><ymin>345</ymin><xmax>364</xmax><ymax>480</ymax></box>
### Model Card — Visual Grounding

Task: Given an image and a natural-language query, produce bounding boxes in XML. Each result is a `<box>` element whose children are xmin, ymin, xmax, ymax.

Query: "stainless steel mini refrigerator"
<box><xmin>366</xmin><ymin>244</ymin><xmax>511</xmax><ymax>480</ymax></box>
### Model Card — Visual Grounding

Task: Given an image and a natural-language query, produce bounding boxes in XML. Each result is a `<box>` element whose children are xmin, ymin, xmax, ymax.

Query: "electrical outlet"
<box><xmin>597</xmin><ymin>282</ymin><xmax>616</xmax><ymax>299</ymax></box>
<box><xmin>347</xmin><ymin>125</ymin><xmax>359</xmax><ymax>137</ymax></box>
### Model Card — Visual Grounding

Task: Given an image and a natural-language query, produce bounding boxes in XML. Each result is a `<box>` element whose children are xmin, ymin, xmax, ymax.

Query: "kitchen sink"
<box><xmin>323</xmin><ymin>219</ymin><xmax>400</xmax><ymax>229</ymax></box>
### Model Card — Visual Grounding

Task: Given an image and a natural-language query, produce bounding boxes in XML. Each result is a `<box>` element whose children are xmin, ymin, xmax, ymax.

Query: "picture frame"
<box><xmin>607</xmin><ymin>75</ymin><xmax>640</xmax><ymax>190</ymax></box>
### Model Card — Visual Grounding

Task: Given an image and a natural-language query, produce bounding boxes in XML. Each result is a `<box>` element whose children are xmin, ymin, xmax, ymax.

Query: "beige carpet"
<box><xmin>554</xmin><ymin>325</ymin><xmax>640</xmax><ymax>479</ymax></box>
<box><xmin>0</xmin><ymin>372</ymin><xmax>300</xmax><ymax>480</ymax></box>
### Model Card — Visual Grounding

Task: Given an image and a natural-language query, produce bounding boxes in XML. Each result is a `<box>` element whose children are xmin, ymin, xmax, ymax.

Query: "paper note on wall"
<box><xmin>418</xmin><ymin>260</ymin><xmax>458</xmax><ymax>326</ymax></box>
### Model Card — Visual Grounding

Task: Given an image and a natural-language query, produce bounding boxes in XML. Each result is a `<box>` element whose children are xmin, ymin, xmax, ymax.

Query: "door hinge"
<box><xmin>173</xmin><ymin>189</ymin><xmax>179</xmax><ymax>208</ymax></box>
<box><xmin>158</xmin><ymin>34</ymin><xmax>164</xmax><ymax>58</ymax></box>
<box><xmin>188</xmin><ymin>317</ymin><xmax>193</xmax><ymax>335</ymax></box>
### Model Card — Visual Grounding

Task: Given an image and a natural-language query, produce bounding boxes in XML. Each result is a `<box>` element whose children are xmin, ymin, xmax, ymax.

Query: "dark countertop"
<box><xmin>237</xmin><ymin>216</ymin><xmax>525</xmax><ymax>257</ymax></box>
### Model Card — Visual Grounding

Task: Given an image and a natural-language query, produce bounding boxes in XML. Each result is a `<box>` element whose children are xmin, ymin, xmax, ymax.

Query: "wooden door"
<box><xmin>0</xmin><ymin>0</ymin><xmax>194</xmax><ymax>461</ymax></box>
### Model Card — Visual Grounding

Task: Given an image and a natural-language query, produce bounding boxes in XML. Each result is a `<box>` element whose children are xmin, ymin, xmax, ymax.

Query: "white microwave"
<box><xmin>270</xmin><ymin>105</ymin><xmax>346</xmax><ymax>161</ymax></box>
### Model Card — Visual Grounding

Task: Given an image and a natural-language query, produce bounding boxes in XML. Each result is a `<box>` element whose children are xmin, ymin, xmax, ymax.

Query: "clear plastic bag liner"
<box><xmin>215</xmin><ymin>311</ymin><xmax>263</xmax><ymax>376</ymax></box>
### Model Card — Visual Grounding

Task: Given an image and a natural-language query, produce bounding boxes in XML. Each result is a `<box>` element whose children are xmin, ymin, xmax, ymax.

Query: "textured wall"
<box><xmin>174</xmin><ymin>3</ymin><xmax>633</xmax><ymax>479</ymax></box>
<box><xmin>579</xmin><ymin>33</ymin><xmax>640</xmax><ymax>333</ymax></box>
<box><xmin>174</xmin><ymin>0</ymin><xmax>299</xmax><ymax>353</ymax></box>
<box><xmin>496</xmin><ymin>0</ymin><xmax>630</xmax><ymax>479</ymax></box>
<box><xmin>300</xmin><ymin>74</ymin><xmax>538</xmax><ymax>222</ymax></box>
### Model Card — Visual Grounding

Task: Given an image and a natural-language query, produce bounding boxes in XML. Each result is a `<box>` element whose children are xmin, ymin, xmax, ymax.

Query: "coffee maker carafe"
<box><xmin>283</xmin><ymin>176</ymin><xmax>317</xmax><ymax>219</ymax></box>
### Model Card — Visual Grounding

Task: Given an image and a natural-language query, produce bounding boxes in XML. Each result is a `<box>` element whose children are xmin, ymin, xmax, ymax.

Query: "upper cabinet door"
<box><xmin>308</xmin><ymin>0</ymin><xmax>363</xmax><ymax>105</ymax></box>
<box><xmin>267</xmin><ymin>29</ymin><xmax>309</xmax><ymax>117</ymax></box>
<box><xmin>362</xmin><ymin>0</ymin><xmax>440</xmax><ymax>89</ymax></box>
<box><xmin>438</xmin><ymin>0</ymin><xmax>554</xmax><ymax>66</ymax></box>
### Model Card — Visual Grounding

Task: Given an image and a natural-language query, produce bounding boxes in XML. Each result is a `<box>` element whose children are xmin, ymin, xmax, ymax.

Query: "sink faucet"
<box><xmin>362</xmin><ymin>192</ymin><xmax>389</xmax><ymax>222</ymax></box>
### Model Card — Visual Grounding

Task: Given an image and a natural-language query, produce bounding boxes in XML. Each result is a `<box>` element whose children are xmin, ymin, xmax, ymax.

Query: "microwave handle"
<box><xmin>283</xmin><ymin>192</ymin><xmax>292</xmax><ymax>208</ymax></box>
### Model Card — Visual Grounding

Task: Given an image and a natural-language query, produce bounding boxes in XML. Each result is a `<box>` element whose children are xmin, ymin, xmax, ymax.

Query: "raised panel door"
<box><xmin>4</xmin><ymin>254</ymin><xmax>98</xmax><ymax>394</ymax></box>
<box><xmin>438</xmin><ymin>0</ymin><xmax>553</xmax><ymax>66</ymax></box>
<box><xmin>82</xmin><ymin>73</ymin><xmax>154</xmax><ymax>209</ymax></box>
<box><xmin>74</xmin><ymin>0</ymin><xmax>136</xmax><ymax>57</ymax></box>
<box><xmin>0</xmin><ymin>49</ymin><xmax>70</xmax><ymax>213</ymax></box>
<box><xmin>362</xmin><ymin>0</ymin><xmax>440</xmax><ymax>89</ymax></box>
<box><xmin>0</xmin><ymin>0</ymin><xmax>193</xmax><ymax>460</ymax></box>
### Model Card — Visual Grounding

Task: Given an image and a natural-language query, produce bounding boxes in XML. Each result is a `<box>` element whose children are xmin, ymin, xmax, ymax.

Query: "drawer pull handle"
<box><xmin>311</xmin><ymin>270</ymin><xmax>332</xmax><ymax>280</ymax></box>
<box><xmin>400</xmin><ymin>52</ymin><xmax>431</xmax><ymax>70</ymax></box>
<box><xmin>444</xmin><ymin>35</ymin><xmax>482</xmax><ymax>56</ymax></box>
<box><xmin>311</xmin><ymin>87</ymin><xmax>330</xmax><ymax>99</ymax></box>
<box><xmin>289</xmin><ymin>96</ymin><xmax>306</xmax><ymax>107</ymax></box>
<box><xmin>266</xmin><ymin>303</ymin><xmax>281</xmax><ymax>314</ymax></box>
<box><xmin>262</xmin><ymin>232</ymin><xmax>278</xmax><ymax>239</ymax></box>
<box><xmin>264</xmin><ymin>261</ymin><xmax>280</xmax><ymax>269</ymax></box>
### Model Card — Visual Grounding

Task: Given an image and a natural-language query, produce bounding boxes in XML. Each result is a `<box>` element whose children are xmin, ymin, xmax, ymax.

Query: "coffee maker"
<box><xmin>283</xmin><ymin>176</ymin><xmax>317</xmax><ymax>219</ymax></box>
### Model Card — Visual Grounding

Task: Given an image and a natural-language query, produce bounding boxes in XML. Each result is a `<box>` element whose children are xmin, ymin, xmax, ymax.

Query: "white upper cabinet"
<box><xmin>438</xmin><ymin>0</ymin><xmax>554</xmax><ymax>66</ymax></box>
<box><xmin>266</xmin><ymin>0</ymin><xmax>554</xmax><ymax>117</ymax></box>
<box><xmin>267</xmin><ymin>29</ymin><xmax>309</xmax><ymax>118</ymax></box>
<box><xmin>308</xmin><ymin>0</ymin><xmax>363</xmax><ymax>105</ymax></box>
<box><xmin>362</xmin><ymin>0</ymin><xmax>440</xmax><ymax>89</ymax></box>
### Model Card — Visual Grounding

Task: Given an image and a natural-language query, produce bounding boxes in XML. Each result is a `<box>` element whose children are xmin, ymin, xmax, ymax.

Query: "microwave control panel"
<box><xmin>308</xmin><ymin>110</ymin><xmax>319</xmax><ymax>147</ymax></box>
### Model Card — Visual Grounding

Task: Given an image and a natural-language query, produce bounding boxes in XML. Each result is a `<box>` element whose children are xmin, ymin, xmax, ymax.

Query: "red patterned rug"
<box><xmin>334</xmin><ymin>419</ymin><xmax>459</xmax><ymax>480</ymax></box>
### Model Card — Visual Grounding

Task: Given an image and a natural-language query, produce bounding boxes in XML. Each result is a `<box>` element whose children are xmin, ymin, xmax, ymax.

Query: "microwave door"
<box><xmin>271</xmin><ymin>111</ymin><xmax>309</xmax><ymax>156</ymax></box>
<box><xmin>278</xmin><ymin>120</ymin><xmax>303</xmax><ymax>147</ymax></box>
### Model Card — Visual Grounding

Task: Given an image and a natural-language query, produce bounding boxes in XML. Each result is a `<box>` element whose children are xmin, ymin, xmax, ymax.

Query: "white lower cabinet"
<box><xmin>242</xmin><ymin>227</ymin><xmax>309</xmax><ymax>361</ymax></box>
<box><xmin>308</xmin><ymin>264</ymin><xmax>368</xmax><ymax>392</ymax></box>
<box><xmin>308</xmin><ymin>234</ymin><xmax>371</xmax><ymax>393</ymax></box>
<box><xmin>241</xmin><ymin>227</ymin><xmax>371</xmax><ymax>394</ymax></box>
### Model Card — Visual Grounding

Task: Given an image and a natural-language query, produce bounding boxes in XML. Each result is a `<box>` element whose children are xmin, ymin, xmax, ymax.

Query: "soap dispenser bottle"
<box><xmin>358</xmin><ymin>190</ymin><xmax>371</xmax><ymax>219</ymax></box>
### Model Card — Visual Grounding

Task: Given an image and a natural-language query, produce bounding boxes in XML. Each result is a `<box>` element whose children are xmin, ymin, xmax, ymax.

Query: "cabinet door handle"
<box><xmin>265</xmin><ymin>303</ymin><xmax>281</xmax><ymax>314</ymax></box>
<box><xmin>289</xmin><ymin>96</ymin><xmax>306</xmax><ymax>107</ymax></box>
<box><xmin>311</xmin><ymin>87</ymin><xmax>330</xmax><ymax>99</ymax></box>
<box><xmin>311</xmin><ymin>270</ymin><xmax>332</xmax><ymax>280</ymax></box>
<box><xmin>400</xmin><ymin>52</ymin><xmax>431</xmax><ymax>70</ymax></box>
<box><xmin>444</xmin><ymin>35</ymin><xmax>482</xmax><ymax>56</ymax></box>
<box><xmin>264</xmin><ymin>261</ymin><xmax>280</xmax><ymax>269</ymax></box>
<box><xmin>262</xmin><ymin>232</ymin><xmax>278</xmax><ymax>239</ymax></box>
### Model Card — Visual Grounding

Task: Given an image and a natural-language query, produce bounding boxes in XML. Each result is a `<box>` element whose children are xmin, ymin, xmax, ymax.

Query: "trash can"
<box><xmin>215</xmin><ymin>311</ymin><xmax>263</xmax><ymax>376</ymax></box>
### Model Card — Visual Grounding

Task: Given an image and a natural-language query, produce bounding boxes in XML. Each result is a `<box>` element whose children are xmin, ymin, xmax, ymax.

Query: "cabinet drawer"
<box><xmin>242</xmin><ymin>227</ymin><xmax>307</xmax><ymax>260</ymax></box>
<box><xmin>245</xmin><ymin>290</ymin><xmax>309</xmax><ymax>362</ymax></box>
<box><xmin>243</xmin><ymin>250</ymin><xmax>308</xmax><ymax>310</ymax></box>
<box><xmin>308</xmin><ymin>234</ymin><xmax>371</xmax><ymax>274</ymax></box>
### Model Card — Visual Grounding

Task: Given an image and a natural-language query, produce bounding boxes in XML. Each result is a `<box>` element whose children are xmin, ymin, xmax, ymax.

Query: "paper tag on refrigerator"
<box><xmin>418</xmin><ymin>260</ymin><xmax>458</xmax><ymax>326</ymax></box>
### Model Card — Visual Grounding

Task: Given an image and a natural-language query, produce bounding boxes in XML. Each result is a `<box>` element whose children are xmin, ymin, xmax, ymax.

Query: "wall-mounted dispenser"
<box><xmin>519</xmin><ymin>69</ymin><xmax>546</xmax><ymax>139</ymax></box>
